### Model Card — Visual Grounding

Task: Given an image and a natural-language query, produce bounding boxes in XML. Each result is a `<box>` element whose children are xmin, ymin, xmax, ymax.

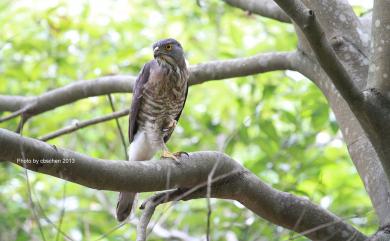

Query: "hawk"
<box><xmin>116</xmin><ymin>38</ymin><xmax>189</xmax><ymax>222</ymax></box>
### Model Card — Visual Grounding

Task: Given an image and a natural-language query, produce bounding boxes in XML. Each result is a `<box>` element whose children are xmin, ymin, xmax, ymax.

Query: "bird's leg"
<box><xmin>160</xmin><ymin>119</ymin><xmax>188</xmax><ymax>163</ymax></box>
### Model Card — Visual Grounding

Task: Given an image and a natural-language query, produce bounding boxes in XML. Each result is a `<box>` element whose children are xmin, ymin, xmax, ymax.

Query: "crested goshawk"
<box><xmin>116</xmin><ymin>38</ymin><xmax>189</xmax><ymax>222</ymax></box>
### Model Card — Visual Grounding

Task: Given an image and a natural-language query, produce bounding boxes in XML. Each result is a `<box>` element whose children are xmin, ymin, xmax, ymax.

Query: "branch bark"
<box><xmin>288</xmin><ymin>1</ymin><xmax>390</xmax><ymax>225</ymax></box>
<box><xmin>222</xmin><ymin>0</ymin><xmax>290</xmax><ymax>23</ymax></box>
<box><xmin>0</xmin><ymin>128</ymin><xmax>367</xmax><ymax>241</ymax></box>
<box><xmin>357</xmin><ymin>0</ymin><xmax>390</xmax><ymax>187</ymax></box>
<box><xmin>367</xmin><ymin>0</ymin><xmax>390</xmax><ymax>92</ymax></box>
<box><xmin>0</xmin><ymin>52</ymin><xmax>297</xmax><ymax>119</ymax></box>
<box><xmin>295</xmin><ymin>51</ymin><xmax>390</xmax><ymax>226</ymax></box>
<box><xmin>300</xmin><ymin>0</ymin><xmax>369</xmax><ymax>89</ymax></box>
<box><xmin>272</xmin><ymin>0</ymin><xmax>362</xmax><ymax>105</ymax></box>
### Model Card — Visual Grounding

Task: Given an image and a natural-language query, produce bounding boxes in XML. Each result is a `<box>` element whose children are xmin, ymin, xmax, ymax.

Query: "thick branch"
<box><xmin>356</xmin><ymin>0</ymin><xmax>390</xmax><ymax>188</ymax></box>
<box><xmin>188</xmin><ymin>51</ymin><xmax>297</xmax><ymax>84</ymax></box>
<box><xmin>273</xmin><ymin>0</ymin><xmax>362</xmax><ymax>105</ymax></box>
<box><xmin>0</xmin><ymin>128</ymin><xmax>366</xmax><ymax>241</ymax></box>
<box><xmin>0</xmin><ymin>52</ymin><xmax>297</xmax><ymax>118</ymax></box>
<box><xmin>300</xmin><ymin>0</ymin><xmax>369</xmax><ymax>89</ymax></box>
<box><xmin>222</xmin><ymin>0</ymin><xmax>290</xmax><ymax>23</ymax></box>
<box><xmin>295</xmin><ymin>51</ymin><xmax>390</xmax><ymax>226</ymax></box>
<box><xmin>367</xmin><ymin>0</ymin><xmax>390</xmax><ymax>92</ymax></box>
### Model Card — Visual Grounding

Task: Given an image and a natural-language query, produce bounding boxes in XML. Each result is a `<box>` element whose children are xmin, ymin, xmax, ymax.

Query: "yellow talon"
<box><xmin>162</xmin><ymin>150</ymin><xmax>179</xmax><ymax>161</ymax></box>
<box><xmin>161</xmin><ymin>150</ymin><xmax>183</xmax><ymax>163</ymax></box>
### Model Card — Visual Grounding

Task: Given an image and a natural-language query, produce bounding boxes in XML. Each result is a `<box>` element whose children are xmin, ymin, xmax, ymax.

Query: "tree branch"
<box><xmin>353</xmin><ymin>0</ymin><xmax>390</xmax><ymax>191</ymax></box>
<box><xmin>367</xmin><ymin>0</ymin><xmax>390</xmax><ymax>92</ymax></box>
<box><xmin>222</xmin><ymin>0</ymin><xmax>290</xmax><ymax>23</ymax></box>
<box><xmin>295</xmin><ymin>51</ymin><xmax>390</xmax><ymax>226</ymax></box>
<box><xmin>0</xmin><ymin>128</ymin><xmax>367</xmax><ymax>241</ymax></box>
<box><xmin>0</xmin><ymin>52</ymin><xmax>297</xmax><ymax>119</ymax></box>
<box><xmin>299</xmin><ymin>0</ymin><xmax>369</xmax><ymax>89</ymax></box>
<box><xmin>272</xmin><ymin>0</ymin><xmax>362</xmax><ymax>105</ymax></box>
<box><xmin>39</xmin><ymin>109</ymin><xmax>129</xmax><ymax>141</ymax></box>
<box><xmin>137</xmin><ymin>197</ymin><xmax>158</xmax><ymax>241</ymax></box>
<box><xmin>0</xmin><ymin>75</ymin><xmax>135</xmax><ymax>118</ymax></box>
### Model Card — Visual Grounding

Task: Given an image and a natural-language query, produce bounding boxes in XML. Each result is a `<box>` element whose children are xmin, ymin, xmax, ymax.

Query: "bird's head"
<box><xmin>152</xmin><ymin>38</ymin><xmax>185</xmax><ymax>68</ymax></box>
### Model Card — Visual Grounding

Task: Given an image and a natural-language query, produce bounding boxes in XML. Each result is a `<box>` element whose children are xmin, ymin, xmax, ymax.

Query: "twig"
<box><xmin>206</xmin><ymin>156</ymin><xmax>222</xmax><ymax>241</ymax></box>
<box><xmin>39</xmin><ymin>109</ymin><xmax>129</xmax><ymax>141</ymax></box>
<box><xmin>287</xmin><ymin>215</ymin><xmax>359</xmax><ymax>240</ymax></box>
<box><xmin>19</xmin><ymin>117</ymin><xmax>47</xmax><ymax>241</ymax></box>
<box><xmin>137</xmin><ymin>169</ymin><xmax>242</xmax><ymax>241</ymax></box>
<box><xmin>94</xmin><ymin>222</ymin><xmax>126</xmax><ymax>241</ymax></box>
<box><xmin>56</xmin><ymin>182</ymin><xmax>68</xmax><ymax>241</ymax></box>
<box><xmin>33</xmin><ymin>188</ymin><xmax>75</xmax><ymax>241</ymax></box>
<box><xmin>0</xmin><ymin>105</ymin><xmax>29</xmax><ymax>123</ymax></box>
<box><xmin>107</xmin><ymin>94</ymin><xmax>128</xmax><ymax>160</ymax></box>
<box><xmin>136</xmin><ymin>199</ymin><xmax>158</xmax><ymax>241</ymax></box>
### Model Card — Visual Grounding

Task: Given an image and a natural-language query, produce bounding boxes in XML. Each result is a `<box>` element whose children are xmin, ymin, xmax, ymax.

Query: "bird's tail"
<box><xmin>116</xmin><ymin>131</ymin><xmax>156</xmax><ymax>222</ymax></box>
<box><xmin>116</xmin><ymin>192</ymin><xmax>136</xmax><ymax>222</ymax></box>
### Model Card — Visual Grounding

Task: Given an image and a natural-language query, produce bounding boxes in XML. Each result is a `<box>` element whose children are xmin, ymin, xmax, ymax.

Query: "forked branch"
<box><xmin>272</xmin><ymin>0</ymin><xmax>362</xmax><ymax>105</ymax></box>
<box><xmin>0</xmin><ymin>128</ymin><xmax>367</xmax><ymax>241</ymax></box>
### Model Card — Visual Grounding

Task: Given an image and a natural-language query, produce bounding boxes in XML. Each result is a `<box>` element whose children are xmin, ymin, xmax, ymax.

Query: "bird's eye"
<box><xmin>165</xmin><ymin>44</ymin><xmax>172</xmax><ymax>51</ymax></box>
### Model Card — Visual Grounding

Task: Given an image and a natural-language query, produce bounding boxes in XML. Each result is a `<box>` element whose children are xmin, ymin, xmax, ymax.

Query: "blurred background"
<box><xmin>0</xmin><ymin>0</ymin><xmax>375</xmax><ymax>240</ymax></box>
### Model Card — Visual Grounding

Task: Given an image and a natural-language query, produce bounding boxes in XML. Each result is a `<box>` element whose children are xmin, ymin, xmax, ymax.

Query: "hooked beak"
<box><xmin>153</xmin><ymin>46</ymin><xmax>161</xmax><ymax>58</ymax></box>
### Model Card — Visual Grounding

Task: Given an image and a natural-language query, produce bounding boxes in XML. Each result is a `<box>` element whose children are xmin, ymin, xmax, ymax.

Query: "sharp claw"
<box><xmin>161</xmin><ymin>150</ymin><xmax>188</xmax><ymax>164</ymax></box>
<box><xmin>161</xmin><ymin>150</ymin><xmax>180</xmax><ymax>163</ymax></box>
<box><xmin>174</xmin><ymin>151</ymin><xmax>189</xmax><ymax>157</ymax></box>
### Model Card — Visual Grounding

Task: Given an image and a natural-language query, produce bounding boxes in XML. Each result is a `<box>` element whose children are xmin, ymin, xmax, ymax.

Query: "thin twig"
<box><xmin>287</xmin><ymin>215</ymin><xmax>359</xmax><ymax>240</ymax></box>
<box><xmin>107</xmin><ymin>94</ymin><xmax>128</xmax><ymax>160</ymax></box>
<box><xmin>138</xmin><ymin>168</ymin><xmax>242</xmax><ymax>241</ymax></box>
<box><xmin>0</xmin><ymin>105</ymin><xmax>29</xmax><ymax>123</ymax></box>
<box><xmin>206</xmin><ymin>156</ymin><xmax>222</xmax><ymax>241</ymax></box>
<box><xmin>19</xmin><ymin>117</ymin><xmax>47</xmax><ymax>241</ymax></box>
<box><xmin>56</xmin><ymin>182</ymin><xmax>68</xmax><ymax>241</ymax></box>
<box><xmin>33</xmin><ymin>188</ymin><xmax>75</xmax><ymax>241</ymax></box>
<box><xmin>136</xmin><ymin>199</ymin><xmax>158</xmax><ymax>241</ymax></box>
<box><xmin>94</xmin><ymin>222</ymin><xmax>126</xmax><ymax>241</ymax></box>
<box><xmin>39</xmin><ymin>109</ymin><xmax>129</xmax><ymax>141</ymax></box>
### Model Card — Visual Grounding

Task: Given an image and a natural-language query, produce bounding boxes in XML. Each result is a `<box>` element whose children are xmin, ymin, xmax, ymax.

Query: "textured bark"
<box><xmin>273</xmin><ymin>0</ymin><xmax>361</xmax><ymax>104</ymax></box>
<box><xmin>222</xmin><ymin>0</ymin><xmax>290</xmax><ymax>23</ymax></box>
<box><xmin>272</xmin><ymin>0</ymin><xmax>390</xmax><ymax>228</ymax></box>
<box><xmin>0</xmin><ymin>128</ymin><xmax>367</xmax><ymax>241</ymax></box>
<box><xmin>295</xmin><ymin>52</ymin><xmax>390</xmax><ymax>226</ymax></box>
<box><xmin>368</xmin><ymin>0</ymin><xmax>390</xmax><ymax>92</ymax></box>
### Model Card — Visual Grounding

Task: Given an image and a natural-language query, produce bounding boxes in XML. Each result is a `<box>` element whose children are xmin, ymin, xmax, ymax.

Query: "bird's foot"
<box><xmin>161</xmin><ymin>150</ymin><xmax>188</xmax><ymax>164</ymax></box>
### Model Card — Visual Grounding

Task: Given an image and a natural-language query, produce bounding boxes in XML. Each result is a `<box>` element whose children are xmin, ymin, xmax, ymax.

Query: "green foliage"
<box><xmin>0</xmin><ymin>0</ymin><xmax>376</xmax><ymax>240</ymax></box>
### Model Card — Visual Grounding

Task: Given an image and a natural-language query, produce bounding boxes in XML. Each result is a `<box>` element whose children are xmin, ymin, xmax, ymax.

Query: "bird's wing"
<box><xmin>163</xmin><ymin>82</ymin><xmax>189</xmax><ymax>143</ymax></box>
<box><xmin>129</xmin><ymin>61</ymin><xmax>152</xmax><ymax>143</ymax></box>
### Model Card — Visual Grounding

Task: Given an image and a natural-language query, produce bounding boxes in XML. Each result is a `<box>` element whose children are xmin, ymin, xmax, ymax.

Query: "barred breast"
<box><xmin>136</xmin><ymin>60</ymin><xmax>188</xmax><ymax>144</ymax></box>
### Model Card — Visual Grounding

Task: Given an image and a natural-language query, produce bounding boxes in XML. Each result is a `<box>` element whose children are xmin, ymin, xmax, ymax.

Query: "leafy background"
<box><xmin>0</xmin><ymin>0</ymin><xmax>376</xmax><ymax>240</ymax></box>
